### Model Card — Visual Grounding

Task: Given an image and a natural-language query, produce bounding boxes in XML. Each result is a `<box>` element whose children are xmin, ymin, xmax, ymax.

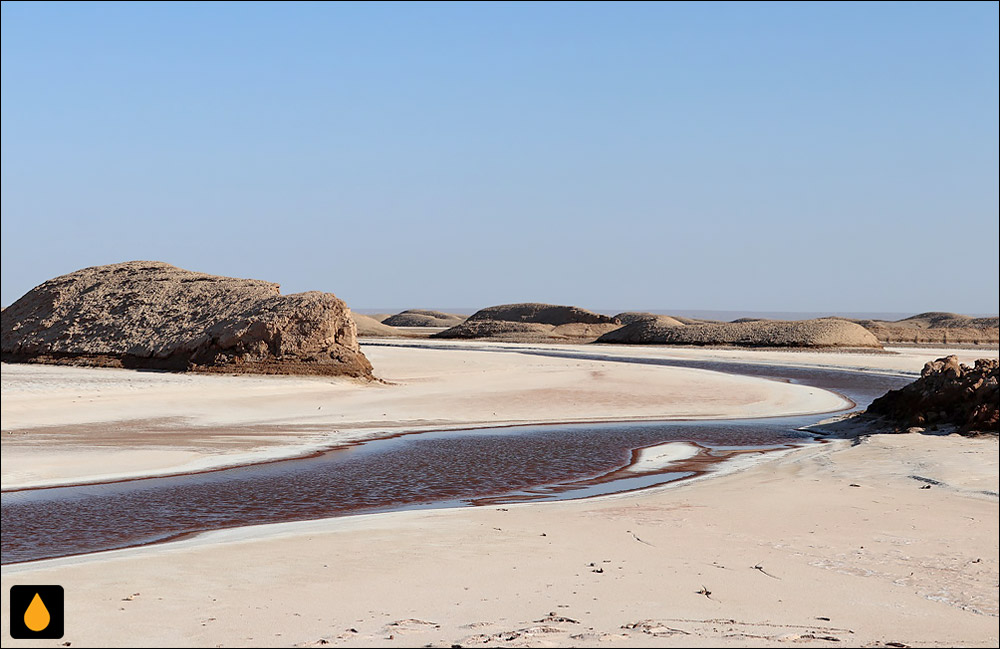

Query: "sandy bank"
<box><xmin>2</xmin><ymin>343</ymin><xmax>859</xmax><ymax>490</ymax></box>
<box><xmin>2</xmin><ymin>431</ymin><xmax>995</xmax><ymax>647</ymax></box>
<box><xmin>370</xmin><ymin>339</ymin><xmax>996</xmax><ymax>375</ymax></box>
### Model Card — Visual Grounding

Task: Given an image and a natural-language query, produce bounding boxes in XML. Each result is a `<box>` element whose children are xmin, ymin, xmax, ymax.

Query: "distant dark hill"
<box><xmin>382</xmin><ymin>309</ymin><xmax>466</xmax><ymax>328</ymax></box>
<box><xmin>613</xmin><ymin>312</ymin><xmax>686</xmax><ymax>327</ymax></box>
<box><xmin>597</xmin><ymin>318</ymin><xmax>881</xmax><ymax>348</ymax></box>
<box><xmin>467</xmin><ymin>303</ymin><xmax>618</xmax><ymax>326</ymax></box>
<box><xmin>434</xmin><ymin>303</ymin><xmax>621</xmax><ymax>342</ymax></box>
<box><xmin>353</xmin><ymin>313</ymin><xmax>416</xmax><ymax>337</ymax></box>
<box><xmin>898</xmin><ymin>312</ymin><xmax>999</xmax><ymax>329</ymax></box>
<box><xmin>840</xmin><ymin>312</ymin><xmax>999</xmax><ymax>345</ymax></box>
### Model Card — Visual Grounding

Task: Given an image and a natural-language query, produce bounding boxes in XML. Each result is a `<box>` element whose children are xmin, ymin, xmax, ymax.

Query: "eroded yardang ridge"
<box><xmin>597</xmin><ymin>318</ymin><xmax>882</xmax><ymax>348</ymax></box>
<box><xmin>1</xmin><ymin>261</ymin><xmax>373</xmax><ymax>378</ymax></box>
<box><xmin>433</xmin><ymin>302</ymin><xmax>621</xmax><ymax>342</ymax></box>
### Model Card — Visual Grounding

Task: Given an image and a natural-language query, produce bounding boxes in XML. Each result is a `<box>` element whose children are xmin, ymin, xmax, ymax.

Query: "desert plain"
<box><xmin>1</xmin><ymin>341</ymin><xmax>998</xmax><ymax>648</ymax></box>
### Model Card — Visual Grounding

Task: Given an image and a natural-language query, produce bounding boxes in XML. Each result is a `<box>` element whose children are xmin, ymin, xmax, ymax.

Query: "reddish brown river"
<box><xmin>1</xmin><ymin>355</ymin><xmax>909</xmax><ymax>564</ymax></box>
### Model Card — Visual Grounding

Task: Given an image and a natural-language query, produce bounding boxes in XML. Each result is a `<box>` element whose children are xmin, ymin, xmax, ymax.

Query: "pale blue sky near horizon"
<box><xmin>2</xmin><ymin>1</ymin><xmax>998</xmax><ymax>315</ymax></box>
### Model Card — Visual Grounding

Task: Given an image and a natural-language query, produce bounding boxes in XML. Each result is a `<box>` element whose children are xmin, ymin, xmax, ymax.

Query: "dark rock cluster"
<box><xmin>866</xmin><ymin>356</ymin><xmax>999</xmax><ymax>433</ymax></box>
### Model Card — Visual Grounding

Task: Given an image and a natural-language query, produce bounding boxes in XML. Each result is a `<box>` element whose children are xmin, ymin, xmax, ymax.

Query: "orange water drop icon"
<box><xmin>24</xmin><ymin>592</ymin><xmax>51</xmax><ymax>632</ymax></box>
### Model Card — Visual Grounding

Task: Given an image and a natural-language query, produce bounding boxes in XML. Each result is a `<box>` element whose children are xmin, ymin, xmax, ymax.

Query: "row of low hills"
<box><xmin>2</xmin><ymin>262</ymin><xmax>997</xmax><ymax>379</ymax></box>
<box><xmin>358</xmin><ymin>305</ymin><xmax>998</xmax><ymax>347</ymax></box>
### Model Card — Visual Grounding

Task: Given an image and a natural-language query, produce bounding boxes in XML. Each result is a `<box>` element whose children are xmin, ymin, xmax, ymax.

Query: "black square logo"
<box><xmin>9</xmin><ymin>585</ymin><xmax>64</xmax><ymax>639</ymax></box>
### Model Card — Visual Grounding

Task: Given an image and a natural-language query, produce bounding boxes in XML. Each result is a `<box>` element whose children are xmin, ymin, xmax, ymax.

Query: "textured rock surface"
<box><xmin>466</xmin><ymin>303</ymin><xmax>618</xmax><ymax>326</ymax></box>
<box><xmin>847</xmin><ymin>312</ymin><xmax>999</xmax><ymax>345</ymax></box>
<box><xmin>382</xmin><ymin>309</ymin><xmax>466</xmax><ymax>328</ymax></box>
<box><xmin>597</xmin><ymin>318</ymin><xmax>881</xmax><ymax>348</ymax></box>
<box><xmin>866</xmin><ymin>356</ymin><xmax>999</xmax><ymax>433</ymax></box>
<box><xmin>434</xmin><ymin>303</ymin><xmax>620</xmax><ymax>341</ymax></box>
<box><xmin>613</xmin><ymin>312</ymin><xmax>686</xmax><ymax>327</ymax></box>
<box><xmin>1</xmin><ymin>261</ymin><xmax>373</xmax><ymax>377</ymax></box>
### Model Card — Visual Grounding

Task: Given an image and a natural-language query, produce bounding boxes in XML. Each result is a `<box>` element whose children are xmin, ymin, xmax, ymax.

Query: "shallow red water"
<box><xmin>0</xmin><ymin>360</ymin><xmax>908</xmax><ymax>565</ymax></box>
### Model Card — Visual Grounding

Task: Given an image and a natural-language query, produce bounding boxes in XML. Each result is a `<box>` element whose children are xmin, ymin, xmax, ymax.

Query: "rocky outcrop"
<box><xmin>597</xmin><ymin>318</ymin><xmax>881</xmax><ymax>348</ymax></box>
<box><xmin>434</xmin><ymin>303</ymin><xmax>621</xmax><ymax>342</ymax></box>
<box><xmin>866</xmin><ymin>356</ymin><xmax>999</xmax><ymax>433</ymax></box>
<box><xmin>382</xmin><ymin>309</ymin><xmax>466</xmax><ymax>328</ymax></box>
<box><xmin>845</xmin><ymin>312</ymin><xmax>999</xmax><ymax>346</ymax></box>
<box><xmin>1</xmin><ymin>261</ymin><xmax>373</xmax><ymax>378</ymax></box>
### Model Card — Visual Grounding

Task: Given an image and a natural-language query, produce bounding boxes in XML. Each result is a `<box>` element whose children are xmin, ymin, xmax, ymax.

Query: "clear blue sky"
<box><xmin>2</xmin><ymin>1</ymin><xmax>997</xmax><ymax>314</ymax></box>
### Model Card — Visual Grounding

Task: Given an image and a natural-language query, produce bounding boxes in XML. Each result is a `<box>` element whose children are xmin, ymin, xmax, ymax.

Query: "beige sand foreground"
<box><xmin>2</xmin><ymin>430</ymin><xmax>996</xmax><ymax>648</ymax></box>
<box><xmin>2</xmin><ymin>344</ymin><xmax>998</xmax><ymax>647</ymax></box>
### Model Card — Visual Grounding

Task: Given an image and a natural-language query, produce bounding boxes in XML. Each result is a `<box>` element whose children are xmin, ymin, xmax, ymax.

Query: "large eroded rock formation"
<box><xmin>1</xmin><ymin>261</ymin><xmax>373</xmax><ymax>377</ymax></box>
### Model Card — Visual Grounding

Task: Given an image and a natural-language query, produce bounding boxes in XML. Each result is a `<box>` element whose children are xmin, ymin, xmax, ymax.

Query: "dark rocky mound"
<box><xmin>897</xmin><ymin>312</ymin><xmax>999</xmax><ymax>329</ymax></box>
<box><xmin>845</xmin><ymin>312</ymin><xmax>999</xmax><ymax>345</ymax></box>
<box><xmin>466</xmin><ymin>303</ymin><xmax>617</xmax><ymax>326</ymax></box>
<box><xmin>597</xmin><ymin>318</ymin><xmax>881</xmax><ymax>348</ymax></box>
<box><xmin>598</xmin><ymin>315</ymin><xmax>687</xmax><ymax>343</ymax></box>
<box><xmin>613</xmin><ymin>312</ymin><xmax>686</xmax><ymax>327</ymax></box>
<box><xmin>866</xmin><ymin>356</ymin><xmax>999</xmax><ymax>433</ymax></box>
<box><xmin>382</xmin><ymin>309</ymin><xmax>466</xmax><ymax>328</ymax></box>
<box><xmin>434</xmin><ymin>303</ymin><xmax>621</xmax><ymax>341</ymax></box>
<box><xmin>436</xmin><ymin>320</ymin><xmax>554</xmax><ymax>338</ymax></box>
<box><xmin>1</xmin><ymin>261</ymin><xmax>373</xmax><ymax>378</ymax></box>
